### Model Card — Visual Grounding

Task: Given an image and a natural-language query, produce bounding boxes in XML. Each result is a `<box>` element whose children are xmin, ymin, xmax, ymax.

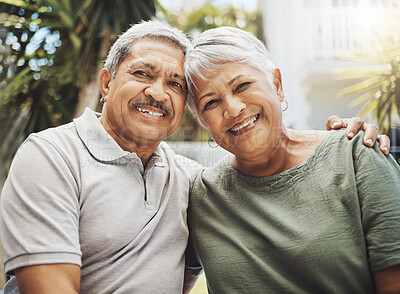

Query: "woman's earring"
<box><xmin>208</xmin><ymin>137</ymin><xmax>218</xmax><ymax>148</ymax></box>
<box><xmin>281</xmin><ymin>99</ymin><xmax>288</xmax><ymax>111</ymax></box>
<box><xmin>100</xmin><ymin>97</ymin><xmax>105</xmax><ymax>104</ymax></box>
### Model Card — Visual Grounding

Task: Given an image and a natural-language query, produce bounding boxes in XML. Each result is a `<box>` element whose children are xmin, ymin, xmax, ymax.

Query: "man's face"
<box><xmin>100</xmin><ymin>38</ymin><xmax>187</xmax><ymax>148</ymax></box>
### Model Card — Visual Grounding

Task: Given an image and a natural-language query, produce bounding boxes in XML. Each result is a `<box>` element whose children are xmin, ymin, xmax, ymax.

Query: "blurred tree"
<box><xmin>156</xmin><ymin>1</ymin><xmax>258</xmax><ymax>141</ymax></box>
<box><xmin>0</xmin><ymin>0</ymin><xmax>156</xmax><ymax>178</ymax></box>
<box><xmin>157</xmin><ymin>1</ymin><xmax>257</xmax><ymax>40</ymax></box>
<box><xmin>337</xmin><ymin>0</ymin><xmax>400</xmax><ymax>134</ymax></box>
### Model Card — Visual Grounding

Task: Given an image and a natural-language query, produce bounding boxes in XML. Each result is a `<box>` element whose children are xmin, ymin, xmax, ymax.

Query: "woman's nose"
<box><xmin>223</xmin><ymin>96</ymin><xmax>246</xmax><ymax>119</ymax></box>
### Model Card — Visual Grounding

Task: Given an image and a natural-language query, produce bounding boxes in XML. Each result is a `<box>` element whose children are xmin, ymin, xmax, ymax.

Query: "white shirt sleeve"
<box><xmin>0</xmin><ymin>135</ymin><xmax>82</xmax><ymax>275</ymax></box>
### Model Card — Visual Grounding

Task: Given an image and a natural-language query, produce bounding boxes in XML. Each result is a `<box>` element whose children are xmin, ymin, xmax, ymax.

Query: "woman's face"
<box><xmin>193</xmin><ymin>63</ymin><xmax>284</xmax><ymax>155</ymax></box>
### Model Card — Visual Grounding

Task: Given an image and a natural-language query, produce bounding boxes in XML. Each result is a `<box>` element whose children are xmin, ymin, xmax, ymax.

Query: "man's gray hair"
<box><xmin>105</xmin><ymin>20</ymin><xmax>191</xmax><ymax>77</ymax></box>
<box><xmin>184</xmin><ymin>26</ymin><xmax>276</xmax><ymax>124</ymax></box>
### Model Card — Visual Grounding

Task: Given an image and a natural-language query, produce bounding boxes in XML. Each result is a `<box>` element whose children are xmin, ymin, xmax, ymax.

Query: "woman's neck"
<box><xmin>231</xmin><ymin>129</ymin><xmax>326</xmax><ymax>177</ymax></box>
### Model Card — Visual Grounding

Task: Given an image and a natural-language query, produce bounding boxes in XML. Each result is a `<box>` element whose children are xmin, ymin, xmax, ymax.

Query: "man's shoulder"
<box><xmin>21</xmin><ymin>121</ymin><xmax>82</xmax><ymax>158</ymax></box>
<box><xmin>159</xmin><ymin>142</ymin><xmax>204</xmax><ymax>177</ymax></box>
<box><xmin>28</xmin><ymin>122</ymin><xmax>77</xmax><ymax>142</ymax></box>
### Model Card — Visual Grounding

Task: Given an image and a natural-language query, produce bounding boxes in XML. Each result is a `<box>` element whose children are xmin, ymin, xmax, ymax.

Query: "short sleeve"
<box><xmin>355</xmin><ymin>145</ymin><xmax>400</xmax><ymax>271</ymax></box>
<box><xmin>0</xmin><ymin>135</ymin><xmax>82</xmax><ymax>274</ymax></box>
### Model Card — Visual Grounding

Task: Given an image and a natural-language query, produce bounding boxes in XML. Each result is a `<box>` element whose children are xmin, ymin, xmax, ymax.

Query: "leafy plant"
<box><xmin>337</xmin><ymin>2</ymin><xmax>400</xmax><ymax>134</ymax></box>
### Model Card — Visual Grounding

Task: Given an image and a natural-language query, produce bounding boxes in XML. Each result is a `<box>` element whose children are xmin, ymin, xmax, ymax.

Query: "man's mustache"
<box><xmin>129</xmin><ymin>100</ymin><xmax>173</xmax><ymax>116</ymax></box>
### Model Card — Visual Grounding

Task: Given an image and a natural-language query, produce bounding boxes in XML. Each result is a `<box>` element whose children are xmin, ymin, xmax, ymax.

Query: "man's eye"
<box><xmin>170</xmin><ymin>81</ymin><xmax>183</xmax><ymax>89</ymax></box>
<box><xmin>134</xmin><ymin>71</ymin><xmax>148</xmax><ymax>77</ymax></box>
<box><xmin>235</xmin><ymin>82</ymin><xmax>251</xmax><ymax>92</ymax></box>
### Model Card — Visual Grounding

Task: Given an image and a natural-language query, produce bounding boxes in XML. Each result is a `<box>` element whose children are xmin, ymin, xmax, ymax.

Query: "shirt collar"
<box><xmin>74</xmin><ymin>108</ymin><xmax>167</xmax><ymax>166</ymax></box>
<box><xmin>74</xmin><ymin>108</ymin><xmax>130</xmax><ymax>162</ymax></box>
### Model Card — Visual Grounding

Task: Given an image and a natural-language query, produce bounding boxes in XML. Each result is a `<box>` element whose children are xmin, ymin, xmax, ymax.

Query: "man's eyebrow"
<box><xmin>172</xmin><ymin>73</ymin><xmax>186</xmax><ymax>85</ymax></box>
<box><xmin>127</xmin><ymin>61</ymin><xmax>155</xmax><ymax>71</ymax></box>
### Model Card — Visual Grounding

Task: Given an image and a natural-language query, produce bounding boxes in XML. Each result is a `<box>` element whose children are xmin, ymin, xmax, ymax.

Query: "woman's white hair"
<box><xmin>184</xmin><ymin>26</ymin><xmax>276</xmax><ymax>125</ymax></box>
<box><xmin>105</xmin><ymin>20</ymin><xmax>191</xmax><ymax>78</ymax></box>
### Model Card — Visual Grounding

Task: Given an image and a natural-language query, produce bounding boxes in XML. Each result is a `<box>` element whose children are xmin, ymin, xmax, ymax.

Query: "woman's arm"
<box><xmin>373</xmin><ymin>264</ymin><xmax>400</xmax><ymax>294</ymax></box>
<box><xmin>354</xmin><ymin>139</ymin><xmax>400</xmax><ymax>292</ymax></box>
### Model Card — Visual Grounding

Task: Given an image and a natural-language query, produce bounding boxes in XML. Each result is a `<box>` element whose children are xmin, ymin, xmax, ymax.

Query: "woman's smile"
<box><xmin>227</xmin><ymin>114</ymin><xmax>260</xmax><ymax>135</ymax></box>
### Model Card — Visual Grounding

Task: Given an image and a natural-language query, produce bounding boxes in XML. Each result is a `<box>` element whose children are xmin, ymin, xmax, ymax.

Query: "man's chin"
<box><xmin>135</xmin><ymin>126</ymin><xmax>172</xmax><ymax>143</ymax></box>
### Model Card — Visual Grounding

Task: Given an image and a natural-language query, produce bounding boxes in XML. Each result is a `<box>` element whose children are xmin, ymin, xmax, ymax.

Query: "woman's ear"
<box><xmin>99</xmin><ymin>68</ymin><xmax>113</xmax><ymax>102</ymax></box>
<box><xmin>273</xmin><ymin>68</ymin><xmax>285</xmax><ymax>100</ymax></box>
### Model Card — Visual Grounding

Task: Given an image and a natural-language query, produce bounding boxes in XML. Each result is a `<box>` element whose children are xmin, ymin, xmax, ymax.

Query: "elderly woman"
<box><xmin>183</xmin><ymin>27</ymin><xmax>400</xmax><ymax>294</ymax></box>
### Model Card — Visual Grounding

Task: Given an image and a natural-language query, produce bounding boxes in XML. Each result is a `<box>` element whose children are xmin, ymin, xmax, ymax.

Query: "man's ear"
<box><xmin>273</xmin><ymin>68</ymin><xmax>285</xmax><ymax>99</ymax></box>
<box><xmin>99</xmin><ymin>68</ymin><xmax>113</xmax><ymax>102</ymax></box>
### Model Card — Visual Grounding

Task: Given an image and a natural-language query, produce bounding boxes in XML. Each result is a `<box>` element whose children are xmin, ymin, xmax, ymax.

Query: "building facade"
<box><xmin>262</xmin><ymin>0</ymin><xmax>399</xmax><ymax>129</ymax></box>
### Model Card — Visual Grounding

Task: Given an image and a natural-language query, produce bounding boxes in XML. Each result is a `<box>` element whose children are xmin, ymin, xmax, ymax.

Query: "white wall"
<box><xmin>262</xmin><ymin>0</ymin><xmax>398</xmax><ymax>130</ymax></box>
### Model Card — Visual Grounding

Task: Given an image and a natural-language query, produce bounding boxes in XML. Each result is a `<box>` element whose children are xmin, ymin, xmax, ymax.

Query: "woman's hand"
<box><xmin>326</xmin><ymin>115</ymin><xmax>390</xmax><ymax>155</ymax></box>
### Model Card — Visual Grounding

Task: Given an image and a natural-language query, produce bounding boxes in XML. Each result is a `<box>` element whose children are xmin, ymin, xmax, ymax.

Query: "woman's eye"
<box><xmin>203</xmin><ymin>99</ymin><xmax>219</xmax><ymax>111</ymax></box>
<box><xmin>235</xmin><ymin>82</ymin><xmax>251</xmax><ymax>92</ymax></box>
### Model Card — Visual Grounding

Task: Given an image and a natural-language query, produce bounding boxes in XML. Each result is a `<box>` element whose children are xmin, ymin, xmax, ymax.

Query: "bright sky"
<box><xmin>158</xmin><ymin>0</ymin><xmax>258</xmax><ymax>12</ymax></box>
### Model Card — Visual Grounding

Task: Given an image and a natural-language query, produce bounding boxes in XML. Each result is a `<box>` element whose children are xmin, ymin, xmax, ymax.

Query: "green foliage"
<box><xmin>157</xmin><ymin>1</ymin><xmax>257</xmax><ymax>39</ymax></box>
<box><xmin>337</xmin><ymin>2</ymin><xmax>400</xmax><ymax>134</ymax></box>
<box><xmin>0</xmin><ymin>0</ymin><xmax>156</xmax><ymax>175</ymax></box>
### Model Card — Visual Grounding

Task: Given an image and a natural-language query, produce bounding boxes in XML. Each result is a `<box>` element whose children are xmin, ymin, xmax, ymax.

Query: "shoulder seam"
<box><xmin>28</xmin><ymin>134</ymin><xmax>82</xmax><ymax>197</ymax></box>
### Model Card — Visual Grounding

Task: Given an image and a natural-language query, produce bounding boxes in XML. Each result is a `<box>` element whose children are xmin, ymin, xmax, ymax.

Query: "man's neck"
<box><xmin>111</xmin><ymin>134</ymin><xmax>160</xmax><ymax>167</ymax></box>
<box><xmin>99</xmin><ymin>117</ymin><xmax>161</xmax><ymax>167</ymax></box>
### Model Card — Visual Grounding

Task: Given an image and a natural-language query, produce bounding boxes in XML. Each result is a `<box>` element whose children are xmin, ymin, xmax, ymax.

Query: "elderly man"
<box><xmin>0</xmin><ymin>20</ymin><xmax>390</xmax><ymax>293</ymax></box>
<box><xmin>0</xmin><ymin>21</ymin><xmax>196</xmax><ymax>293</ymax></box>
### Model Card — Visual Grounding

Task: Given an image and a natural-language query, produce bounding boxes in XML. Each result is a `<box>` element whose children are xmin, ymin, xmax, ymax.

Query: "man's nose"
<box><xmin>144</xmin><ymin>79</ymin><xmax>168</xmax><ymax>101</ymax></box>
<box><xmin>223</xmin><ymin>96</ymin><xmax>246</xmax><ymax>119</ymax></box>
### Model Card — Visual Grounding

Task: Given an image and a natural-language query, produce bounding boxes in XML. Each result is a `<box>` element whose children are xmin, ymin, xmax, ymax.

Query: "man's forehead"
<box><xmin>128</xmin><ymin>40</ymin><xmax>183</xmax><ymax>62</ymax></box>
<box><xmin>130</xmin><ymin>37</ymin><xmax>184</xmax><ymax>55</ymax></box>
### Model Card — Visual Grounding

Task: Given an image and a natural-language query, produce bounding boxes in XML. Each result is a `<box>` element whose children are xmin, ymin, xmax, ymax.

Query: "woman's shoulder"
<box><xmin>322</xmin><ymin>129</ymin><xmax>366</xmax><ymax>151</ymax></box>
<box><xmin>311</xmin><ymin>129</ymin><xmax>387</xmax><ymax>170</ymax></box>
<box><xmin>190</xmin><ymin>156</ymin><xmax>232</xmax><ymax>190</ymax></box>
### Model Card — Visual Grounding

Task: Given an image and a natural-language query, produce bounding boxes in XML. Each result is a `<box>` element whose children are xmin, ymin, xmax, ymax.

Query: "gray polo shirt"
<box><xmin>0</xmin><ymin>108</ymin><xmax>200</xmax><ymax>293</ymax></box>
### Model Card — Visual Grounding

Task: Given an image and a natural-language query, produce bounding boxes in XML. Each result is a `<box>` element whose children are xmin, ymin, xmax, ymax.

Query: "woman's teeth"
<box><xmin>229</xmin><ymin>114</ymin><xmax>259</xmax><ymax>132</ymax></box>
<box><xmin>136</xmin><ymin>107</ymin><xmax>165</xmax><ymax>117</ymax></box>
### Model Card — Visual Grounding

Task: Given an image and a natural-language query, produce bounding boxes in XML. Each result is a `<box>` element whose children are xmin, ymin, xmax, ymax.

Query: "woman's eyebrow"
<box><xmin>228</xmin><ymin>75</ymin><xmax>243</xmax><ymax>86</ymax></box>
<box><xmin>199</xmin><ymin>92</ymin><xmax>216</xmax><ymax>103</ymax></box>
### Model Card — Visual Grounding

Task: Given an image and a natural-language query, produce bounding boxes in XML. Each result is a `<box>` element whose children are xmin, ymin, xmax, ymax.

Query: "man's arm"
<box><xmin>183</xmin><ymin>239</ymin><xmax>203</xmax><ymax>294</ymax></box>
<box><xmin>183</xmin><ymin>272</ymin><xmax>198</xmax><ymax>294</ymax></box>
<box><xmin>0</xmin><ymin>136</ymin><xmax>82</xmax><ymax>292</ymax></box>
<box><xmin>373</xmin><ymin>264</ymin><xmax>400</xmax><ymax>294</ymax></box>
<box><xmin>326</xmin><ymin>115</ymin><xmax>390</xmax><ymax>154</ymax></box>
<box><xmin>15</xmin><ymin>264</ymin><xmax>80</xmax><ymax>294</ymax></box>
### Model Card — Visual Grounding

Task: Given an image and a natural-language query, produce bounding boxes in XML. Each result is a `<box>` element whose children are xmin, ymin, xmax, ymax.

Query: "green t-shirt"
<box><xmin>186</xmin><ymin>130</ymin><xmax>400</xmax><ymax>294</ymax></box>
